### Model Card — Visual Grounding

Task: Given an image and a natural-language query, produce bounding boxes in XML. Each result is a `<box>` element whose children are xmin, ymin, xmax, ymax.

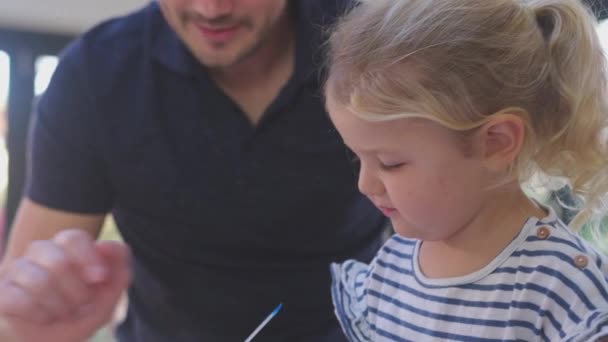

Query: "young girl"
<box><xmin>325</xmin><ymin>0</ymin><xmax>608</xmax><ymax>341</ymax></box>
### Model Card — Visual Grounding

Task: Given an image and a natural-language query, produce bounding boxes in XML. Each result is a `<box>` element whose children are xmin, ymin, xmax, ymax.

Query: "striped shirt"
<box><xmin>331</xmin><ymin>208</ymin><xmax>608</xmax><ymax>341</ymax></box>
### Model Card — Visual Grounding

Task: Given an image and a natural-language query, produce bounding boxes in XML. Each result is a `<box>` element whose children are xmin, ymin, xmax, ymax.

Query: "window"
<box><xmin>0</xmin><ymin>51</ymin><xmax>9</xmax><ymax>205</ymax></box>
<box><xmin>34</xmin><ymin>55</ymin><xmax>58</xmax><ymax>96</ymax></box>
<box><xmin>0</xmin><ymin>51</ymin><xmax>9</xmax><ymax>237</ymax></box>
<box><xmin>0</xmin><ymin>51</ymin><xmax>8</xmax><ymax>112</ymax></box>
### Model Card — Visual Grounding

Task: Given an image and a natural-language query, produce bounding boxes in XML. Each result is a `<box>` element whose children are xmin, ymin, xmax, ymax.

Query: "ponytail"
<box><xmin>527</xmin><ymin>0</ymin><xmax>608</xmax><ymax>232</ymax></box>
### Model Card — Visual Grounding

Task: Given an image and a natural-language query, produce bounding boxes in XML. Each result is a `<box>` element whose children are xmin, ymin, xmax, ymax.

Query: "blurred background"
<box><xmin>0</xmin><ymin>0</ymin><xmax>607</xmax><ymax>341</ymax></box>
<box><xmin>0</xmin><ymin>1</ymin><xmax>147</xmax><ymax>340</ymax></box>
<box><xmin>0</xmin><ymin>0</ymin><xmax>148</xmax><ymax>248</ymax></box>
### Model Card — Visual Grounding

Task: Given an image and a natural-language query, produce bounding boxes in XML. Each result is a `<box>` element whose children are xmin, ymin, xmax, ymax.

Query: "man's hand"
<box><xmin>0</xmin><ymin>230</ymin><xmax>131</xmax><ymax>342</ymax></box>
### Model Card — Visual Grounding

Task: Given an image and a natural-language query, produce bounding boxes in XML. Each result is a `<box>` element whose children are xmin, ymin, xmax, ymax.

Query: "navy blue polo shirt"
<box><xmin>27</xmin><ymin>1</ymin><xmax>385</xmax><ymax>341</ymax></box>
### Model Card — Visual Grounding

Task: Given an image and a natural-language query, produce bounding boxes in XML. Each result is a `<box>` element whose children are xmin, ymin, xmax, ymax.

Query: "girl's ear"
<box><xmin>474</xmin><ymin>114</ymin><xmax>526</xmax><ymax>172</ymax></box>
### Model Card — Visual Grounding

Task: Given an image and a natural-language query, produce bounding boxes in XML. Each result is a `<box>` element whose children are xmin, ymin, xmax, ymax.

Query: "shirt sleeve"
<box><xmin>330</xmin><ymin>260</ymin><xmax>373</xmax><ymax>342</ymax></box>
<box><xmin>26</xmin><ymin>40</ymin><xmax>113</xmax><ymax>213</ymax></box>
<box><xmin>563</xmin><ymin>310</ymin><xmax>608</xmax><ymax>342</ymax></box>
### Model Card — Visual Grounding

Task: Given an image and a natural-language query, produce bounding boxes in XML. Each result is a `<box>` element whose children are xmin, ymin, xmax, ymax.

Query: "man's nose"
<box><xmin>194</xmin><ymin>0</ymin><xmax>234</xmax><ymax>20</ymax></box>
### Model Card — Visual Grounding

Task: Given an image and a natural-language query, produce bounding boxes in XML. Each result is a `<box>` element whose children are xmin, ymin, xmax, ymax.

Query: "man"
<box><xmin>0</xmin><ymin>0</ymin><xmax>386</xmax><ymax>341</ymax></box>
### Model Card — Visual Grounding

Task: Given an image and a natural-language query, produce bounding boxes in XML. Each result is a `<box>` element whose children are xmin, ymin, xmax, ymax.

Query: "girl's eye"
<box><xmin>380</xmin><ymin>162</ymin><xmax>405</xmax><ymax>171</ymax></box>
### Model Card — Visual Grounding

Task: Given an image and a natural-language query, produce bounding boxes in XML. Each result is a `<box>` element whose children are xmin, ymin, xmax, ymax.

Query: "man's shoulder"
<box><xmin>59</xmin><ymin>3</ymin><xmax>160</xmax><ymax>76</ymax></box>
<box><xmin>83</xmin><ymin>5</ymin><xmax>153</xmax><ymax>48</ymax></box>
<box><xmin>50</xmin><ymin>2</ymin><xmax>165</xmax><ymax>104</ymax></box>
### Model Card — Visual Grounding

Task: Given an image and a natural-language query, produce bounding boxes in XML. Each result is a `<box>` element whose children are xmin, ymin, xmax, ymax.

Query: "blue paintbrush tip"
<box><xmin>271</xmin><ymin>303</ymin><xmax>283</xmax><ymax>316</ymax></box>
<box><xmin>244</xmin><ymin>302</ymin><xmax>285</xmax><ymax>342</ymax></box>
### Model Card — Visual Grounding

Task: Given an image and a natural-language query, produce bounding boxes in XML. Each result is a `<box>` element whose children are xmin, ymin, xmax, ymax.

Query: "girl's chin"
<box><xmin>392</xmin><ymin>222</ymin><xmax>435</xmax><ymax>241</ymax></box>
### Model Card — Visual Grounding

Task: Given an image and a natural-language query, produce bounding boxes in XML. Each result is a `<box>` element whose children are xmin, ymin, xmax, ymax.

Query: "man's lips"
<box><xmin>195</xmin><ymin>24</ymin><xmax>240</xmax><ymax>43</ymax></box>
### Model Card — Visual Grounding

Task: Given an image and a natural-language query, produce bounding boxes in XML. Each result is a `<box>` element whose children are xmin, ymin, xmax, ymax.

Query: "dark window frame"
<box><xmin>1</xmin><ymin>27</ymin><xmax>73</xmax><ymax>244</ymax></box>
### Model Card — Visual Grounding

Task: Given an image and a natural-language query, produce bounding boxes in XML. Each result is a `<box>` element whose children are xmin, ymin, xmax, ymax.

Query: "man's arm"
<box><xmin>2</xmin><ymin>198</ymin><xmax>105</xmax><ymax>263</ymax></box>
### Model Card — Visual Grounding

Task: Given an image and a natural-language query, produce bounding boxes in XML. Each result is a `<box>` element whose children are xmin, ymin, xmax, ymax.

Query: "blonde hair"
<box><xmin>326</xmin><ymin>0</ymin><xmax>608</xmax><ymax>232</ymax></box>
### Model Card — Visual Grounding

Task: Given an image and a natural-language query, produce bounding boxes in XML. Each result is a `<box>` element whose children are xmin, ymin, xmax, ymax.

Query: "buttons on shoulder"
<box><xmin>574</xmin><ymin>255</ymin><xmax>589</xmax><ymax>269</ymax></box>
<box><xmin>533</xmin><ymin>223</ymin><xmax>591</xmax><ymax>270</ymax></box>
<box><xmin>536</xmin><ymin>226</ymin><xmax>551</xmax><ymax>240</ymax></box>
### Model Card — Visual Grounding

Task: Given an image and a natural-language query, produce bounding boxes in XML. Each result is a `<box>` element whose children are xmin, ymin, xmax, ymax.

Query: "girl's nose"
<box><xmin>357</xmin><ymin>164</ymin><xmax>385</xmax><ymax>197</ymax></box>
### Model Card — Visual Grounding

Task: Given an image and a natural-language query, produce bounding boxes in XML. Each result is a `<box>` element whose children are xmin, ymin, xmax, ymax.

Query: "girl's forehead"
<box><xmin>326</xmin><ymin>92</ymin><xmax>459</xmax><ymax>142</ymax></box>
<box><xmin>337</xmin><ymin>117</ymin><xmax>449</xmax><ymax>152</ymax></box>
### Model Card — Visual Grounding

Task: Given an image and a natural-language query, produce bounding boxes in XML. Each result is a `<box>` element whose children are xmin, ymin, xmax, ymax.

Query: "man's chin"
<box><xmin>194</xmin><ymin>53</ymin><xmax>240</xmax><ymax>69</ymax></box>
<box><xmin>191</xmin><ymin>40</ymin><xmax>262</xmax><ymax>70</ymax></box>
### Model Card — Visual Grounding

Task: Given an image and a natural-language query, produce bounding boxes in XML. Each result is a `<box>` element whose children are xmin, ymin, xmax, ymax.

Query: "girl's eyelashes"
<box><xmin>347</xmin><ymin>149</ymin><xmax>406</xmax><ymax>170</ymax></box>
<box><xmin>379</xmin><ymin>162</ymin><xmax>406</xmax><ymax>171</ymax></box>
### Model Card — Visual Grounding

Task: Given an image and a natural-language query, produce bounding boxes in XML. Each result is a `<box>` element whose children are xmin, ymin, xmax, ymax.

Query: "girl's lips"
<box><xmin>378</xmin><ymin>206</ymin><xmax>397</xmax><ymax>216</ymax></box>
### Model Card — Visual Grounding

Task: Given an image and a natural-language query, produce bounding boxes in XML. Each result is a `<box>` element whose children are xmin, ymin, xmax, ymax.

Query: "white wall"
<box><xmin>0</xmin><ymin>0</ymin><xmax>150</xmax><ymax>35</ymax></box>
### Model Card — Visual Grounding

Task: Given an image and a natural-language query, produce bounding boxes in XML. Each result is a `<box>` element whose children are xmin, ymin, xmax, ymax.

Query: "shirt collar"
<box><xmin>150</xmin><ymin>2</ymin><xmax>200</xmax><ymax>76</ymax></box>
